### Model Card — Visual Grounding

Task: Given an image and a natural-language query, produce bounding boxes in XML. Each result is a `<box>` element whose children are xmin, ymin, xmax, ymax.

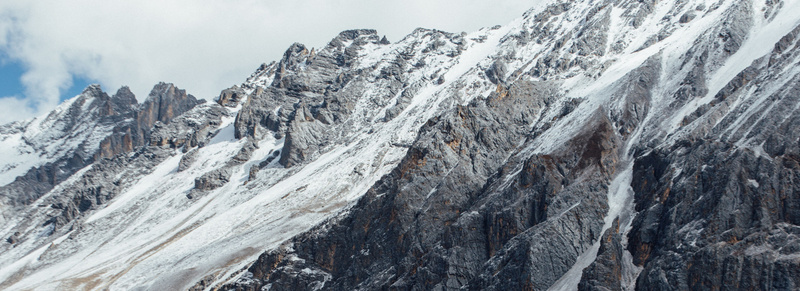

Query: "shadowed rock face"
<box><xmin>221</xmin><ymin>80</ymin><xmax>624</xmax><ymax>290</ymax></box>
<box><xmin>625</xmin><ymin>140</ymin><xmax>800</xmax><ymax>290</ymax></box>
<box><xmin>579</xmin><ymin>218</ymin><xmax>625</xmax><ymax>291</ymax></box>
<box><xmin>626</xmin><ymin>142</ymin><xmax>800</xmax><ymax>290</ymax></box>
<box><xmin>619</xmin><ymin>22</ymin><xmax>800</xmax><ymax>291</ymax></box>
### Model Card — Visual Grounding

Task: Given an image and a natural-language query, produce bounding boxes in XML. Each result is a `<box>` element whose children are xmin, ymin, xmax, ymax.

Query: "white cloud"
<box><xmin>0</xmin><ymin>0</ymin><xmax>535</xmax><ymax>124</ymax></box>
<box><xmin>0</xmin><ymin>96</ymin><xmax>37</xmax><ymax>124</ymax></box>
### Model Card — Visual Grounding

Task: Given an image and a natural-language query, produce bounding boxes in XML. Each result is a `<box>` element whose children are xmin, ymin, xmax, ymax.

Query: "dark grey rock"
<box><xmin>279</xmin><ymin>102</ymin><xmax>327</xmax><ymax>167</ymax></box>
<box><xmin>623</xmin><ymin>0</ymin><xmax>657</xmax><ymax>29</ymax></box>
<box><xmin>231</xmin><ymin>139</ymin><xmax>259</xmax><ymax>165</ymax></box>
<box><xmin>717</xmin><ymin>2</ymin><xmax>753</xmax><ymax>55</ymax></box>
<box><xmin>149</xmin><ymin>103</ymin><xmax>228</xmax><ymax>149</ymax></box>
<box><xmin>679</xmin><ymin>11</ymin><xmax>696</xmax><ymax>23</ymax></box>
<box><xmin>178</xmin><ymin>149</ymin><xmax>199</xmax><ymax>172</ymax></box>
<box><xmin>579</xmin><ymin>219</ymin><xmax>624</xmax><ymax>291</ymax></box>
<box><xmin>624</xmin><ymin>30</ymin><xmax>800</xmax><ymax>286</ymax></box>
<box><xmin>136</xmin><ymin>82</ymin><xmax>202</xmax><ymax>136</ymax></box>
<box><xmin>610</xmin><ymin>54</ymin><xmax>661</xmax><ymax>136</ymax></box>
<box><xmin>194</xmin><ymin>168</ymin><xmax>233</xmax><ymax>192</ymax></box>
<box><xmin>6</xmin><ymin>232</ymin><xmax>20</xmax><ymax>245</ymax></box>
<box><xmin>246</xmin><ymin>165</ymin><xmax>259</xmax><ymax>184</ymax></box>
<box><xmin>384</xmin><ymin>83</ymin><xmax>422</xmax><ymax>122</ymax></box>
<box><xmin>217</xmin><ymin>85</ymin><xmax>245</xmax><ymax>107</ymax></box>
<box><xmin>485</xmin><ymin>60</ymin><xmax>507</xmax><ymax>84</ymax></box>
<box><xmin>572</xmin><ymin>6</ymin><xmax>611</xmax><ymax>57</ymax></box>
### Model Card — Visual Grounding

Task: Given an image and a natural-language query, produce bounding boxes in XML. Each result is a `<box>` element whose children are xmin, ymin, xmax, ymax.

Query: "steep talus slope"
<box><xmin>1</xmin><ymin>0</ymin><xmax>800</xmax><ymax>290</ymax></box>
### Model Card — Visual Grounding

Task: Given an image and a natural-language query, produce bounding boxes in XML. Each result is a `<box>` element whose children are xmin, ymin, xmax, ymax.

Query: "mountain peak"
<box><xmin>336</xmin><ymin>29</ymin><xmax>378</xmax><ymax>40</ymax></box>
<box><xmin>79</xmin><ymin>83</ymin><xmax>104</xmax><ymax>96</ymax></box>
<box><xmin>139</xmin><ymin>82</ymin><xmax>200</xmax><ymax>127</ymax></box>
<box><xmin>109</xmin><ymin>86</ymin><xmax>139</xmax><ymax>113</ymax></box>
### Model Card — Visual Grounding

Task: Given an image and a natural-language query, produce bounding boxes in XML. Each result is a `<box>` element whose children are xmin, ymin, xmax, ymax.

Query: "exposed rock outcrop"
<box><xmin>193</xmin><ymin>168</ymin><xmax>233</xmax><ymax>192</ymax></box>
<box><xmin>224</xmin><ymin>79</ymin><xmax>628</xmax><ymax>290</ymax></box>
<box><xmin>0</xmin><ymin>85</ymin><xmax>138</xmax><ymax>207</ymax></box>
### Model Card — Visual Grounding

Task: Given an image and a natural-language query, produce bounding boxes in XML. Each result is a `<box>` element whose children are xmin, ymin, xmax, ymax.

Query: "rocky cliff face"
<box><xmin>0</xmin><ymin>85</ymin><xmax>135</xmax><ymax>208</ymax></box>
<box><xmin>2</xmin><ymin>0</ymin><xmax>800</xmax><ymax>290</ymax></box>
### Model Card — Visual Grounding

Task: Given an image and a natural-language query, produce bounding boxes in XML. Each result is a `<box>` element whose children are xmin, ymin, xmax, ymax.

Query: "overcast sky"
<box><xmin>0</xmin><ymin>0</ymin><xmax>535</xmax><ymax>124</ymax></box>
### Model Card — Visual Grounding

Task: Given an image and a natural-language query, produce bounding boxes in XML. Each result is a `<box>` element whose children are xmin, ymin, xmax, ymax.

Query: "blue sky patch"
<box><xmin>0</xmin><ymin>60</ymin><xmax>94</xmax><ymax>102</ymax></box>
<box><xmin>64</xmin><ymin>76</ymin><xmax>94</xmax><ymax>101</ymax></box>
<box><xmin>0</xmin><ymin>60</ymin><xmax>25</xmax><ymax>99</ymax></box>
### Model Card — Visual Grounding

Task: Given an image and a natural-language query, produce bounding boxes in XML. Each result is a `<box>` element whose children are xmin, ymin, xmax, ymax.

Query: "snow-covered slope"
<box><xmin>2</xmin><ymin>0</ymin><xmax>800</xmax><ymax>290</ymax></box>
<box><xmin>0</xmin><ymin>86</ymin><xmax>132</xmax><ymax>188</ymax></box>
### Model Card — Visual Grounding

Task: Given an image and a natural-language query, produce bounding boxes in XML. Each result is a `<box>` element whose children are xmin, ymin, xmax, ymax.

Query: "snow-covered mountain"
<box><xmin>2</xmin><ymin>0</ymin><xmax>800</xmax><ymax>290</ymax></box>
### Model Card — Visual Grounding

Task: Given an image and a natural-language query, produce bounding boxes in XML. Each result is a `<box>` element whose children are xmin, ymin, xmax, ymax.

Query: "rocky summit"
<box><xmin>2</xmin><ymin>0</ymin><xmax>800</xmax><ymax>290</ymax></box>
